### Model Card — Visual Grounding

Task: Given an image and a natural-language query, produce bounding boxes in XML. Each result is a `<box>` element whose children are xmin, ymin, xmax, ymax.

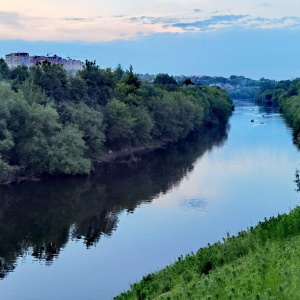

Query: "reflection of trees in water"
<box><xmin>0</xmin><ymin>125</ymin><xmax>228</xmax><ymax>278</ymax></box>
<box><xmin>295</xmin><ymin>169</ymin><xmax>300</xmax><ymax>193</ymax></box>
<box><xmin>0</xmin><ymin>259</ymin><xmax>15</xmax><ymax>279</ymax></box>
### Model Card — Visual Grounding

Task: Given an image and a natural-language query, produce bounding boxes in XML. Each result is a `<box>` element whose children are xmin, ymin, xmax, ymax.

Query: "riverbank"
<box><xmin>115</xmin><ymin>205</ymin><xmax>300</xmax><ymax>299</ymax></box>
<box><xmin>1</xmin><ymin>139</ymin><xmax>178</xmax><ymax>184</ymax></box>
<box><xmin>92</xmin><ymin>142</ymin><xmax>169</xmax><ymax>164</ymax></box>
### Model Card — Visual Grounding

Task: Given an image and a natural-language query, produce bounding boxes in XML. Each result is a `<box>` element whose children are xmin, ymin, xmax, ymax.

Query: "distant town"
<box><xmin>5</xmin><ymin>52</ymin><xmax>84</xmax><ymax>71</ymax></box>
<box><xmin>3</xmin><ymin>52</ymin><xmax>270</xmax><ymax>100</ymax></box>
<box><xmin>137</xmin><ymin>73</ymin><xmax>268</xmax><ymax>99</ymax></box>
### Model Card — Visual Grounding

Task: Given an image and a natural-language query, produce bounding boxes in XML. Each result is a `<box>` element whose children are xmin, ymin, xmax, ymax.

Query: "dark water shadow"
<box><xmin>0</xmin><ymin>125</ymin><xmax>228</xmax><ymax>279</ymax></box>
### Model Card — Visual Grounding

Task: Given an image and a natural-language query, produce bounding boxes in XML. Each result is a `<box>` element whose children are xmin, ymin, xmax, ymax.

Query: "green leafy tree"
<box><xmin>113</xmin><ymin>64</ymin><xmax>124</xmax><ymax>81</ymax></box>
<box><xmin>18</xmin><ymin>79</ymin><xmax>50</xmax><ymax>105</ymax></box>
<box><xmin>153</xmin><ymin>73</ymin><xmax>177</xmax><ymax>91</ymax></box>
<box><xmin>16</xmin><ymin>103</ymin><xmax>91</xmax><ymax>175</ymax></box>
<box><xmin>29</xmin><ymin>62</ymin><xmax>69</xmax><ymax>102</ymax></box>
<box><xmin>115</xmin><ymin>65</ymin><xmax>141</xmax><ymax>98</ymax></box>
<box><xmin>78</xmin><ymin>60</ymin><xmax>114</xmax><ymax>107</ymax></box>
<box><xmin>154</xmin><ymin>73</ymin><xmax>177</xmax><ymax>86</ymax></box>
<box><xmin>131</xmin><ymin>106</ymin><xmax>154</xmax><ymax>145</ymax></box>
<box><xmin>0</xmin><ymin>83</ymin><xmax>15</xmax><ymax>181</ymax></box>
<box><xmin>17</xmin><ymin>103</ymin><xmax>61</xmax><ymax>173</ymax></box>
<box><xmin>10</xmin><ymin>65</ymin><xmax>30</xmax><ymax>91</ymax></box>
<box><xmin>205</xmin><ymin>87</ymin><xmax>233</xmax><ymax>126</ymax></box>
<box><xmin>105</xmin><ymin>99</ymin><xmax>135</xmax><ymax>149</ymax></box>
<box><xmin>69</xmin><ymin>76</ymin><xmax>90</xmax><ymax>104</ymax></box>
<box><xmin>57</xmin><ymin>102</ymin><xmax>105</xmax><ymax>157</ymax></box>
<box><xmin>150</xmin><ymin>92</ymin><xmax>180</xmax><ymax>140</ymax></box>
<box><xmin>182</xmin><ymin>78</ymin><xmax>195</xmax><ymax>86</ymax></box>
<box><xmin>49</xmin><ymin>125</ymin><xmax>91</xmax><ymax>174</ymax></box>
<box><xmin>0</xmin><ymin>58</ymin><xmax>10</xmax><ymax>79</ymax></box>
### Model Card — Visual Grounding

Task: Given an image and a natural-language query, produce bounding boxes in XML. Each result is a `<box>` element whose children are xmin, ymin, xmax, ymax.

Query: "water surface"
<box><xmin>0</xmin><ymin>100</ymin><xmax>299</xmax><ymax>299</ymax></box>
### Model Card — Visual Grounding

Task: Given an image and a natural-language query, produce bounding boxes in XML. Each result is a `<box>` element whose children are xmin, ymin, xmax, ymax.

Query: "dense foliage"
<box><xmin>255</xmin><ymin>78</ymin><xmax>300</xmax><ymax>144</ymax></box>
<box><xmin>0</xmin><ymin>59</ymin><xmax>232</xmax><ymax>183</ymax></box>
<box><xmin>191</xmin><ymin>75</ymin><xmax>262</xmax><ymax>100</ymax></box>
<box><xmin>139</xmin><ymin>73</ymin><xmax>262</xmax><ymax>99</ymax></box>
<box><xmin>116</xmin><ymin>205</ymin><xmax>300</xmax><ymax>299</ymax></box>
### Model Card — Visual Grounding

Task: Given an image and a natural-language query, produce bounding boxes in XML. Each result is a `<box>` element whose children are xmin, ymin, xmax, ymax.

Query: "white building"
<box><xmin>5</xmin><ymin>53</ymin><xmax>30</xmax><ymax>68</ymax></box>
<box><xmin>5</xmin><ymin>53</ymin><xmax>84</xmax><ymax>71</ymax></box>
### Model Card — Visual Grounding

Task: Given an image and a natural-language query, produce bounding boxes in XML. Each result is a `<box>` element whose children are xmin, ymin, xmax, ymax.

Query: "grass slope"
<box><xmin>115</xmin><ymin>206</ymin><xmax>300</xmax><ymax>299</ymax></box>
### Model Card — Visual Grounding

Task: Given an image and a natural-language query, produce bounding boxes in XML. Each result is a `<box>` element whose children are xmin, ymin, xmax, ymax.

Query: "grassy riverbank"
<box><xmin>115</xmin><ymin>206</ymin><xmax>300</xmax><ymax>299</ymax></box>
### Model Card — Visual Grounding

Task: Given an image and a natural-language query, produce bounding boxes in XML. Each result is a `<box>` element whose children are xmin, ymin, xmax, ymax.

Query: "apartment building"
<box><xmin>5</xmin><ymin>53</ymin><xmax>84</xmax><ymax>71</ymax></box>
<box><xmin>5</xmin><ymin>53</ymin><xmax>31</xmax><ymax>69</ymax></box>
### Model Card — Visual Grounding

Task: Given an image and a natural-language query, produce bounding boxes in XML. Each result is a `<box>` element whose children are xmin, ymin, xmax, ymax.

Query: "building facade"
<box><xmin>5</xmin><ymin>53</ymin><xmax>84</xmax><ymax>71</ymax></box>
<box><xmin>5</xmin><ymin>53</ymin><xmax>31</xmax><ymax>69</ymax></box>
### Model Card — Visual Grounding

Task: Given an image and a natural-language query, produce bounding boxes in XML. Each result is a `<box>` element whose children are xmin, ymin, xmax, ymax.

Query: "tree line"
<box><xmin>255</xmin><ymin>77</ymin><xmax>300</xmax><ymax>144</ymax></box>
<box><xmin>0</xmin><ymin>58</ymin><xmax>233</xmax><ymax>183</ymax></box>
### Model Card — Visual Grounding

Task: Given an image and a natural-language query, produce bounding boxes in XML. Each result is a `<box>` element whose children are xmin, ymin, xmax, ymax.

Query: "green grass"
<box><xmin>115</xmin><ymin>206</ymin><xmax>300</xmax><ymax>299</ymax></box>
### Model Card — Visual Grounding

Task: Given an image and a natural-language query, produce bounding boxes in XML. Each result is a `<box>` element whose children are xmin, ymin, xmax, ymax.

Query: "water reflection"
<box><xmin>0</xmin><ymin>125</ymin><xmax>228</xmax><ymax>279</ymax></box>
<box><xmin>180</xmin><ymin>198</ymin><xmax>206</xmax><ymax>211</ymax></box>
<box><xmin>295</xmin><ymin>169</ymin><xmax>300</xmax><ymax>193</ymax></box>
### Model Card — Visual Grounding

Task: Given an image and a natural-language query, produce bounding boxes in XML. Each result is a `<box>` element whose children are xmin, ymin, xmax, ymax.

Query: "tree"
<box><xmin>17</xmin><ymin>103</ymin><xmax>61</xmax><ymax>174</ymax></box>
<box><xmin>113</xmin><ymin>64</ymin><xmax>124</xmax><ymax>81</ymax></box>
<box><xmin>29</xmin><ymin>63</ymin><xmax>69</xmax><ymax>102</ymax></box>
<box><xmin>16</xmin><ymin>103</ymin><xmax>92</xmax><ymax>175</ymax></box>
<box><xmin>78</xmin><ymin>60</ymin><xmax>115</xmax><ymax>107</ymax></box>
<box><xmin>153</xmin><ymin>73</ymin><xmax>177</xmax><ymax>91</ymax></box>
<box><xmin>131</xmin><ymin>106</ymin><xmax>154</xmax><ymax>145</ymax></box>
<box><xmin>57</xmin><ymin>102</ymin><xmax>105</xmax><ymax>157</ymax></box>
<box><xmin>182</xmin><ymin>78</ymin><xmax>195</xmax><ymax>86</ymax></box>
<box><xmin>0</xmin><ymin>84</ymin><xmax>15</xmax><ymax>182</ymax></box>
<box><xmin>116</xmin><ymin>65</ymin><xmax>141</xmax><ymax>98</ymax></box>
<box><xmin>49</xmin><ymin>125</ymin><xmax>91</xmax><ymax>174</ymax></box>
<box><xmin>0</xmin><ymin>59</ymin><xmax>10</xmax><ymax>79</ymax></box>
<box><xmin>18</xmin><ymin>79</ymin><xmax>49</xmax><ymax>105</ymax></box>
<box><xmin>153</xmin><ymin>73</ymin><xmax>177</xmax><ymax>86</ymax></box>
<box><xmin>105</xmin><ymin>99</ymin><xmax>135</xmax><ymax>149</ymax></box>
<box><xmin>123</xmin><ymin>65</ymin><xmax>141</xmax><ymax>89</ymax></box>
<box><xmin>10</xmin><ymin>65</ymin><xmax>30</xmax><ymax>91</ymax></box>
<box><xmin>69</xmin><ymin>76</ymin><xmax>90</xmax><ymax>104</ymax></box>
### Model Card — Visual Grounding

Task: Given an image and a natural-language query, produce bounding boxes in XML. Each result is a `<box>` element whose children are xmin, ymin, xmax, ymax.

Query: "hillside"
<box><xmin>116</xmin><ymin>205</ymin><xmax>300</xmax><ymax>299</ymax></box>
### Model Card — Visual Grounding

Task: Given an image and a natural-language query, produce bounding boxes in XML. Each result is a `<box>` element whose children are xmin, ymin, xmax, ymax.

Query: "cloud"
<box><xmin>63</xmin><ymin>16</ymin><xmax>102</xmax><ymax>22</ymax></box>
<box><xmin>0</xmin><ymin>6</ymin><xmax>300</xmax><ymax>43</ymax></box>
<box><xmin>4</xmin><ymin>27</ymin><xmax>300</xmax><ymax>80</ymax></box>
<box><xmin>126</xmin><ymin>16</ymin><xmax>181</xmax><ymax>25</ymax></box>
<box><xmin>0</xmin><ymin>11</ymin><xmax>22</xmax><ymax>28</ymax></box>
<box><xmin>258</xmin><ymin>3</ymin><xmax>271</xmax><ymax>7</ymax></box>
<box><xmin>171</xmin><ymin>14</ymin><xmax>300</xmax><ymax>32</ymax></box>
<box><xmin>173</xmin><ymin>15</ymin><xmax>248</xmax><ymax>31</ymax></box>
<box><xmin>246</xmin><ymin>16</ymin><xmax>300</xmax><ymax>29</ymax></box>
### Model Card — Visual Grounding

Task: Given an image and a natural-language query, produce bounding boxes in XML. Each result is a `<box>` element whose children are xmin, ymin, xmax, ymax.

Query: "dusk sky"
<box><xmin>1</xmin><ymin>0</ymin><xmax>300</xmax><ymax>79</ymax></box>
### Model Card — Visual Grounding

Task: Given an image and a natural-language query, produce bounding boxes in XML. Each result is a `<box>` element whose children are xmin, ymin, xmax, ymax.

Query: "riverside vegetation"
<box><xmin>116</xmin><ymin>205</ymin><xmax>300</xmax><ymax>300</ymax></box>
<box><xmin>114</xmin><ymin>78</ymin><xmax>300</xmax><ymax>300</ymax></box>
<box><xmin>255</xmin><ymin>77</ymin><xmax>300</xmax><ymax>146</ymax></box>
<box><xmin>0</xmin><ymin>59</ymin><xmax>232</xmax><ymax>183</ymax></box>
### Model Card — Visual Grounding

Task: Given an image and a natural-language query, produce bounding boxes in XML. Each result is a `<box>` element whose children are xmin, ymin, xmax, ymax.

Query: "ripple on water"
<box><xmin>180</xmin><ymin>198</ymin><xmax>206</xmax><ymax>211</ymax></box>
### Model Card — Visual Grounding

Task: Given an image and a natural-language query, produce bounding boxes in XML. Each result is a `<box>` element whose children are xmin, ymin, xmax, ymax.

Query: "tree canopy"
<box><xmin>0</xmin><ymin>59</ymin><xmax>232</xmax><ymax>183</ymax></box>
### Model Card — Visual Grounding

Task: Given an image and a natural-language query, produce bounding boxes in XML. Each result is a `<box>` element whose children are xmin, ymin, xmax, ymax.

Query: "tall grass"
<box><xmin>115</xmin><ymin>206</ymin><xmax>300</xmax><ymax>299</ymax></box>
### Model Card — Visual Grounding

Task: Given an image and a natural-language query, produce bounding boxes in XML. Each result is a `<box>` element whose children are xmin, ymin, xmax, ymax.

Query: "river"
<box><xmin>0</xmin><ymin>100</ymin><xmax>299</xmax><ymax>299</ymax></box>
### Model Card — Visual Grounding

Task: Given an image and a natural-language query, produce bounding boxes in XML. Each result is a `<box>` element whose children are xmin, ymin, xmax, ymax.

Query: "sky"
<box><xmin>1</xmin><ymin>0</ymin><xmax>300</xmax><ymax>80</ymax></box>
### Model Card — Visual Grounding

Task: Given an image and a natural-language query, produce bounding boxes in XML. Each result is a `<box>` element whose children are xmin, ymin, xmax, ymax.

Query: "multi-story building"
<box><xmin>5</xmin><ymin>53</ymin><xmax>31</xmax><ymax>68</ymax></box>
<box><xmin>5</xmin><ymin>53</ymin><xmax>84</xmax><ymax>71</ymax></box>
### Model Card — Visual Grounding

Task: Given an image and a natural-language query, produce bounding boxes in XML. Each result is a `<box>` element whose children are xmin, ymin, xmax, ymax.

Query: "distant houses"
<box><xmin>5</xmin><ymin>52</ymin><xmax>84</xmax><ymax>71</ymax></box>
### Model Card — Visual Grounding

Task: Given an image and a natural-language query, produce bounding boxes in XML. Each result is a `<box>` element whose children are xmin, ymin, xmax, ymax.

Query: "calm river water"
<box><xmin>0</xmin><ymin>100</ymin><xmax>300</xmax><ymax>299</ymax></box>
